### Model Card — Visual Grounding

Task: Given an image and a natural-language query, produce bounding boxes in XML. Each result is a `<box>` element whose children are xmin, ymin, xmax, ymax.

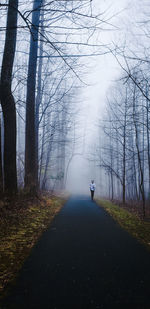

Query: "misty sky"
<box><xmin>66</xmin><ymin>0</ymin><xmax>143</xmax><ymax>194</ymax></box>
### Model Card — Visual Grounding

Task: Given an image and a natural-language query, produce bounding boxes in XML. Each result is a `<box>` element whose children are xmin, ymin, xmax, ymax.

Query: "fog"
<box><xmin>1</xmin><ymin>3</ymin><xmax>150</xmax><ymax>305</ymax></box>
<box><xmin>1</xmin><ymin>0</ymin><xmax>150</xmax><ymax>206</ymax></box>
<box><xmin>66</xmin><ymin>0</ymin><xmax>130</xmax><ymax>195</ymax></box>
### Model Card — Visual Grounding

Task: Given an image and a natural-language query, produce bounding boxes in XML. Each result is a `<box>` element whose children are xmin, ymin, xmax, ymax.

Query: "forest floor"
<box><xmin>96</xmin><ymin>199</ymin><xmax>150</xmax><ymax>251</ymax></box>
<box><xmin>1</xmin><ymin>195</ymin><xmax>150</xmax><ymax>309</ymax></box>
<box><xmin>0</xmin><ymin>193</ymin><xmax>66</xmax><ymax>299</ymax></box>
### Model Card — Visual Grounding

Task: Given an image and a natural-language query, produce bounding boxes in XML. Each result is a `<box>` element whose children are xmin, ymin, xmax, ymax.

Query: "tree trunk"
<box><xmin>35</xmin><ymin>8</ymin><xmax>44</xmax><ymax>189</ymax></box>
<box><xmin>122</xmin><ymin>95</ymin><xmax>127</xmax><ymax>204</ymax></box>
<box><xmin>133</xmin><ymin>84</ymin><xmax>145</xmax><ymax>217</ymax></box>
<box><xmin>0</xmin><ymin>0</ymin><xmax>18</xmax><ymax>194</ymax></box>
<box><xmin>39</xmin><ymin>113</ymin><xmax>46</xmax><ymax>186</ymax></box>
<box><xmin>131</xmin><ymin>129</ymin><xmax>139</xmax><ymax>200</ymax></box>
<box><xmin>24</xmin><ymin>0</ymin><xmax>43</xmax><ymax>193</ymax></box>
<box><xmin>145</xmin><ymin>84</ymin><xmax>150</xmax><ymax>198</ymax></box>
<box><xmin>41</xmin><ymin>121</ymin><xmax>55</xmax><ymax>190</ymax></box>
<box><xmin>0</xmin><ymin>117</ymin><xmax>3</xmax><ymax>195</ymax></box>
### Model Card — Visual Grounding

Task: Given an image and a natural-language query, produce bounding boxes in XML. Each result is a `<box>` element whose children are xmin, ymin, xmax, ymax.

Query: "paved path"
<box><xmin>2</xmin><ymin>196</ymin><xmax>150</xmax><ymax>309</ymax></box>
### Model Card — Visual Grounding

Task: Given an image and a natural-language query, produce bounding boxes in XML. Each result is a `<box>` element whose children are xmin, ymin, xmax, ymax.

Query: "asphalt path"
<box><xmin>2</xmin><ymin>196</ymin><xmax>150</xmax><ymax>309</ymax></box>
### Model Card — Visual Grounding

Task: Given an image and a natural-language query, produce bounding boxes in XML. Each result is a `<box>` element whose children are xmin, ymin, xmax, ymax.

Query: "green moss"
<box><xmin>96</xmin><ymin>199</ymin><xmax>150</xmax><ymax>249</ymax></box>
<box><xmin>0</xmin><ymin>196</ymin><xmax>66</xmax><ymax>298</ymax></box>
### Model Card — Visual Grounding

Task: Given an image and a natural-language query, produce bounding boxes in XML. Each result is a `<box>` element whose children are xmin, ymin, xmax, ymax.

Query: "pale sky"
<box><xmin>66</xmin><ymin>0</ymin><xmax>140</xmax><ymax>193</ymax></box>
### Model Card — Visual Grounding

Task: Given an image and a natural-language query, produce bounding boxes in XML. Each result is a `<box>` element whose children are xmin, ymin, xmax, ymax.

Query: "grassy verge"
<box><xmin>0</xmin><ymin>194</ymin><xmax>66</xmax><ymax>298</ymax></box>
<box><xmin>96</xmin><ymin>199</ymin><xmax>150</xmax><ymax>250</ymax></box>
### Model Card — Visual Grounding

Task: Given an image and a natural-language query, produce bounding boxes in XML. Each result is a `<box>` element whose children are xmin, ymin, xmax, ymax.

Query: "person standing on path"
<box><xmin>90</xmin><ymin>180</ymin><xmax>96</xmax><ymax>200</ymax></box>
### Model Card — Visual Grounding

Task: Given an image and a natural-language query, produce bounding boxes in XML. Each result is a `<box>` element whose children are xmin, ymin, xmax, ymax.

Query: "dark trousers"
<box><xmin>90</xmin><ymin>190</ymin><xmax>94</xmax><ymax>200</ymax></box>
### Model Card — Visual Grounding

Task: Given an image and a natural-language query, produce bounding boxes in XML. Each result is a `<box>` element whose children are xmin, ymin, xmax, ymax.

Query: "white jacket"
<box><xmin>90</xmin><ymin>183</ymin><xmax>96</xmax><ymax>191</ymax></box>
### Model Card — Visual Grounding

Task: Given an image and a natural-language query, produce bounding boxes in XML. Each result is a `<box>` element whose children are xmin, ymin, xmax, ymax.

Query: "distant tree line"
<box><xmin>97</xmin><ymin>65</ymin><xmax>150</xmax><ymax>217</ymax></box>
<box><xmin>87</xmin><ymin>5</ymin><xmax>150</xmax><ymax>217</ymax></box>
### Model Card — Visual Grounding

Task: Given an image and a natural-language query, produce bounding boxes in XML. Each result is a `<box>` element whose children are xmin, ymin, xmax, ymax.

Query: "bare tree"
<box><xmin>0</xmin><ymin>116</ymin><xmax>3</xmax><ymax>194</ymax></box>
<box><xmin>0</xmin><ymin>0</ymin><xmax>18</xmax><ymax>194</ymax></box>
<box><xmin>24</xmin><ymin>0</ymin><xmax>43</xmax><ymax>193</ymax></box>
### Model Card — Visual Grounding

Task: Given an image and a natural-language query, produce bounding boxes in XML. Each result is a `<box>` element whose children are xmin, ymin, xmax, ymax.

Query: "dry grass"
<box><xmin>96</xmin><ymin>199</ymin><xmax>150</xmax><ymax>250</ymax></box>
<box><xmin>0</xmin><ymin>194</ymin><xmax>66</xmax><ymax>298</ymax></box>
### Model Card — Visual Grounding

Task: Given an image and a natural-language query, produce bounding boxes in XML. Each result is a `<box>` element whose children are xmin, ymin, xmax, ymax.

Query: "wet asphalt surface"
<box><xmin>1</xmin><ymin>196</ymin><xmax>150</xmax><ymax>309</ymax></box>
